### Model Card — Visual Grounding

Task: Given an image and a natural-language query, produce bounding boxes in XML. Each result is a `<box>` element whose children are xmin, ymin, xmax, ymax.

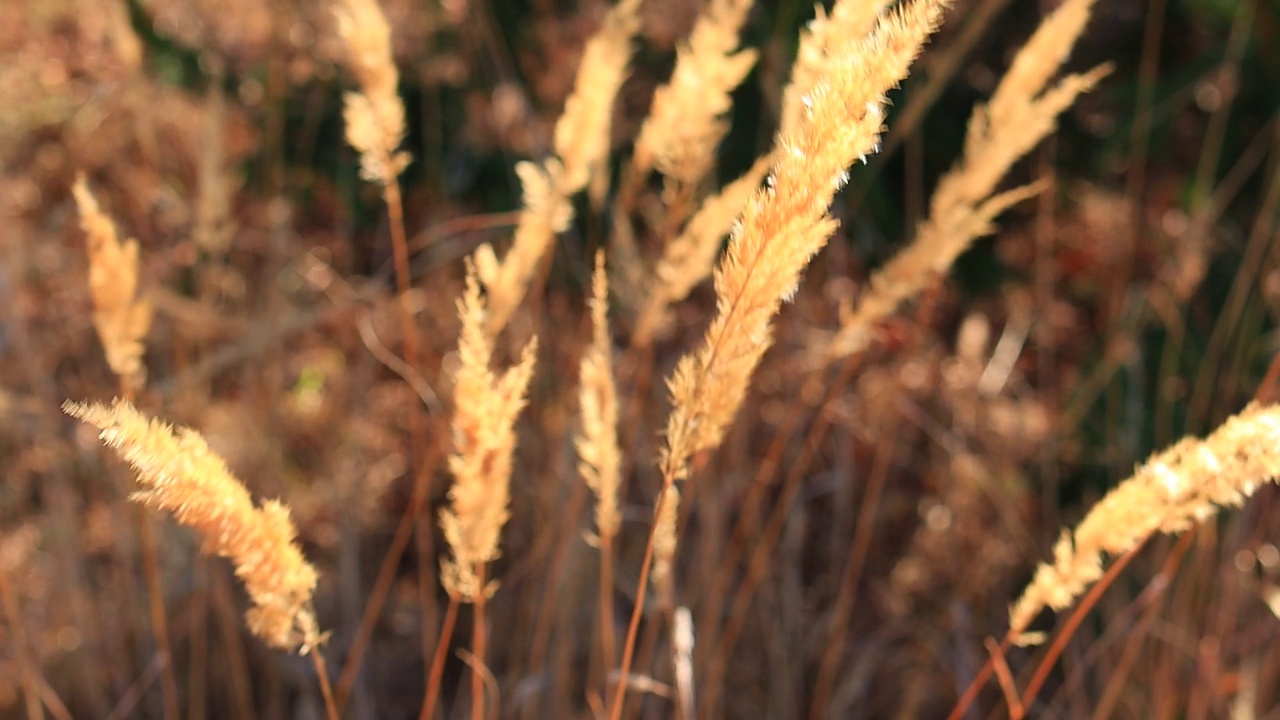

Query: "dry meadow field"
<box><xmin>3</xmin><ymin>0</ymin><xmax>1280</xmax><ymax>717</ymax></box>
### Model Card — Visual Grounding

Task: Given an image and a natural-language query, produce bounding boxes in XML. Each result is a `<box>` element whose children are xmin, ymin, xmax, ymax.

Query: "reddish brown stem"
<box><xmin>422</xmin><ymin>597</ymin><xmax>460</xmax><ymax>720</ymax></box>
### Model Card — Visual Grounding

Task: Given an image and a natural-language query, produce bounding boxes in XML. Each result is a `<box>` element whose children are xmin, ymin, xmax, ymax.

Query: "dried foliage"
<box><xmin>70</xmin><ymin>177</ymin><xmax>153</xmax><ymax>388</ymax></box>
<box><xmin>336</xmin><ymin>0</ymin><xmax>410</xmax><ymax>185</ymax></box>
<box><xmin>476</xmin><ymin>0</ymin><xmax>641</xmax><ymax>337</ymax></box>
<box><xmin>439</xmin><ymin>270</ymin><xmax>538</xmax><ymax>602</ymax></box>
<box><xmin>577</xmin><ymin>253</ymin><xmax>621</xmax><ymax>540</ymax></box>
<box><xmin>555</xmin><ymin>0</ymin><xmax>643</xmax><ymax>193</ymax></box>
<box><xmin>63</xmin><ymin>399</ymin><xmax>322</xmax><ymax>653</ymax></box>
<box><xmin>662</xmin><ymin>0</ymin><xmax>949</xmax><ymax>484</ymax></box>
<box><xmin>1012</xmin><ymin>402</ymin><xmax>1280</xmax><ymax>644</ymax></box>
<box><xmin>633</xmin><ymin>0</ymin><xmax>758</xmax><ymax>186</ymax></box>
<box><xmin>636</xmin><ymin>155</ymin><xmax>771</xmax><ymax>343</ymax></box>
<box><xmin>828</xmin><ymin>0</ymin><xmax>1109</xmax><ymax>359</ymax></box>
<box><xmin>780</xmin><ymin>0</ymin><xmax>891</xmax><ymax>139</ymax></box>
<box><xmin>8</xmin><ymin>0</ymin><xmax>1276</xmax><ymax>716</ymax></box>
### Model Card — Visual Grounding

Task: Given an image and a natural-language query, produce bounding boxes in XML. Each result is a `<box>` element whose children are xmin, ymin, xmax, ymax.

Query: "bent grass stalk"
<box><xmin>70</xmin><ymin>176</ymin><xmax>177</xmax><ymax>720</ymax></box>
<box><xmin>332</xmin><ymin>0</ymin><xmax>435</xmax><ymax>707</ymax></box>
<box><xmin>477</xmin><ymin>0</ymin><xmax>640</xmax><ymax>337</ymax></box>
<box><xmin>577</xmin><ymin>253</ymin><xmax>623</xmax><ymax>686</ymax></box>
<box><xmin>64</xmin><ymin>399</ymin><xmax>337</xmax><ymax>720</ymax></box>
<box><xmin>438</xmin><ymin>268</ymin><xmax>538</xmax><ymax>720</ymax></box>
<box><xmin>608</xmin><ymin>3</ymin><xmax>950</xmax><ymax>718</ymax></box>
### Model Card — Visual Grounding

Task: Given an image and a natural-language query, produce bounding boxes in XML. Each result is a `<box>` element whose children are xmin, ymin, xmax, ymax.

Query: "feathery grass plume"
<box><xmin>71</xmin><ymin>176</ymin><xmax>153</xmax><ymax>388</ymax></box>
<box><xmin>473</xmin><ymin>160</ymin><xmax>575</xmax><ymax>337</ymax></box>
<box><xmin>632</xmin><ymin>0</ymin><xmax>758</xmax><ymax>186</ymax></box>
<box><xmin>63</xmin><ymin>399</ymin><xmax>323</xmax><ymax>653</ymax></box>
<box><xmin>651</xmin><ymin>484</ymin><xmax>680</xmax><ymax>588</ymax></box>
<box><xmin>476</xmin><ymin>0</ymin><xmax>641</xmax><ymax>337</ymax></box>
<box><xmin>336</xmin><ymin>0</ymin><xmax>410</xmax><ymax>185</ymax></box>
<box><xmin>826</xmin><ymin>0</ymin><xmax>1108</xmax><ymax>360</ymax></box>
<box><xmin>1009</xmin><ymin>402</ymin><xmax>1280</xmax><ymax>645</ymax></box>
<box><xmin>660</xmin><ymin>0</ymin><xmax>949</xmax><ymax>484</ymax></box>
<box><xmin>578</xmin><ymin>253</ymin><xmax>622</xmax><ymax>540</ymax></box>
<box><xmin>555</xmin><ymin>0</ymin><xmax>643</xmax><ymax>193</ymax></box>
<box><xmin>780</xmin><ymin>0</ymin><xmax>892</xmax><ymax>139</ymax></box>
<box><xmin>635</xmin><ymin>156</ymin><xmax>772</xmax><ymax>344</ymax></box>
<box><xmin>440</xmin><ymin>268</ymin><xmax>539</xmax><ymax>602</ymax></box>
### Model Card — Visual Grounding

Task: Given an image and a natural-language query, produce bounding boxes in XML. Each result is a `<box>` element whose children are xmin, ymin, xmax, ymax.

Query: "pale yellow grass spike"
<box><xmin>651</xmin><ymin>484</ymin><xmax>680</xmax><ymax>587</ymax></box>
<box><xmin>633</xmin><ymin>0</ymin><xmax>758</xmax><ymax>186</ymax></box>
<box><xmin>556</xmin><ymin>0</ymin><xmax>643</xmax><ymax>193</ymax></box>
<box><xmin>63</xmin><ymin>399</ymin><xmax>323</xmax><ymax>653</ymax></box>
<box><xmin>635</xmin><ymin>156</ymin><xmax>772</xmax><ymax>343</ymax></box>
<box><xmin>440</xmin><ymin>269</ymin><xmax>539</xmax><ymax>602</ymax></box>
<box><xmin>661</xmin><ymin>0</ymin><xmax>949</xmax><ymax>483</ymax></box>
<box><xmin>1009</xmin><ymin>402</ymin><xmax>1280</xmax><ymax>645</ymax></box>
<box><xmin>474</xmin><ymin>160</ymin><xmax>575</xmax><ymax>336</ymax></box>
<box><xmin>478</xmin><ymin>0</ymin><xmax>642</xmax><ymax>337</ymax></box>
<box><xmin>71</xmin><ymin>176</ymin><xmax>153</xmax><ymax>388</ymax></box>
<box><xmin>578</xmin><ymin>253</ymin><xmax>622</xmax><ymax>539</ymax></box>
<box><xmin>780</xmin><ymin>0</ymin><xmax>893</xmax><ymax>139</ymax></box>
<box><xmin>336</xmin><ymin>0</ymin><xmax>410</xmax><ymax>185</ymax></box>
<box><xmin>988</xmin><ymin>0</ymin><xmax>1095</xmax><ymax>131</ymax></box>
<box><xmin>826</xmin><ymin>0</ymin><xmax>1107</xmax><ymax>360</ymax></box>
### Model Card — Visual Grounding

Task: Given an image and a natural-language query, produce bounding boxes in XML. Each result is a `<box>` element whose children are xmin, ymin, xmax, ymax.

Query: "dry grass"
<box><xmin>6</xmin><ymin>0</ymin><xmax>1280</xmax><ymax>718</ymax></box>
<box><xmin>63</xmin><ymin>399</ymin><xmax>323</xmax><ymax>654</ymax></box>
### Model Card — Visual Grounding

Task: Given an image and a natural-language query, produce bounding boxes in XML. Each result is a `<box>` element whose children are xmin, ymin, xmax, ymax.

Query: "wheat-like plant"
<box><xmin>71</xmin><ymin>176</ymin><xmax>152</xmax><ymax>390</ymax></box>
<box><xmin>1010</xmin><ymin>401</ymin><xmax>1280</xmax><ymax>645</ymax></box>
<box><xmin>555</xmin><ymin>0</ymin><xmax>643</xmax><ymax>194</ymax></box>
<box><xmin>473</xmin><ymin>159</ymin><xmax>575</xmax><ymax>337</ymax></box>
<box><xmin>661</xmin><ymin>0</ymin><xmax>949</xmax><ymax>485</ymax></box>
<box><xmin>438</xmin><ymin>266</ymin><xmax>537</xmax><ymax>720</ymax></box>
<box><xmin>826</xmin><ymin>0</ymin><xmax>1108</xmax><ymax>360</ymax></box>
<box><xmin>577</xmin><ymin>252</ymin><xmax>622</xmax><ymax>676</ymax></box>
<box><xmin>63</xmin><ymin>399</ymin><xmax>324</xmax><ymax>654</ymax></box>
<box><xmin>780</xmin><ymin>0</ymin><xmax>891</xmax><ymax>139</ymax></box>
<box><xmin>611</xmin><ymin>3</ymin><xmax>950</xmax><ymax>717</ymax></box>
<box><xmin>632</xmin><ymin>0</ymin><xmax>757</xmax><ymax>187</ymax></box>
<box><xmin>335</xmin><ymin>0</ymin><xmax>410</xmax><ymax>187</ymax></box>
<box><xmin>439</xmin><ymin>268</ymin><xmax>538</xmax><ymax>603</ymax></box>
<box><xmin>578</xmin><ymin>252</ymin><xmax>622</xmax><ymax>543</ymax></box>
<box><xmin>476</xmin><ymin>0</ymin><xmax>641</xmax><ymax>337</ymax></box>
<box><xmin>634</xmin><ymin>156</ymin><xmax>772</xmax><ymax>344</ymax></box>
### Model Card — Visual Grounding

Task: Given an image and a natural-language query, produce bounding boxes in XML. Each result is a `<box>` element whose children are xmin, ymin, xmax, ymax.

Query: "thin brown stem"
<box><xmin>423</xmin><ymin>597</ymin><xmax>460</xmax><ymax>720</ymax></box>
<box><xmin>987</xmin><ymin>638</ymin><xmax>1023</xmax><ymax>719</ymax></box>
<box><xmin>312</xmin><ymin>650</ymin><xmax>340</xmax><ymax>720</ymax></box>
<box><xmin>1020</xmin><ymin>541</ymin><xmax>1147</xmax><ymax>712</ymax></box>
<box><xmin>0</xmin><ymin>535</ymin><xmax>44</xmax><ymax>720</ymax></box>
<box><xmin>472</xmin><ymin>563</ymin><xmax>489</xmax><ymax>720</ymax></box>
<box><xmin>336</xmin><ymin>445</ymin><xmax>445</xmax><ymax>712</ymax></box>
<box><xmin>607</xmin><ymin>473</ymin><xmax>674</xmax><ymax>720</ymax></box>
<box><xmin>1088</xmin><ymin>532</ymin><xmax>1194</xmax><ymax>720</ymax></box>
<box><xmin>137</xmin><ymin>510</ymin><xmax>180</xmax><ymax>720</ymax></box>
<box><xmin>599</xmin><ymin>532</ymin><xmax>617</xmax><ymax>690</ymax></box>
<box><xmin>383</xmin><ymin>170</ymin><xmax>443</xmax><ymax>701</ymax></box>
<box><xmin>946</xmin><ymin>639</ymin><xmax>1003</xmax><ymax>720</ymax></box>
<box><xmin>808</xmin><ymin>399</ymin><xmax>902</xmax><ymax>719</ymax></box>
<box><xmin>122</xmin><ymin>379</ymin><xmax>179</xmax><ymax>720</ymax></box>
<box><xmin>703</xmin><ymin>356</ymin><xmax>861</xmax><ymax>718</ymax></box>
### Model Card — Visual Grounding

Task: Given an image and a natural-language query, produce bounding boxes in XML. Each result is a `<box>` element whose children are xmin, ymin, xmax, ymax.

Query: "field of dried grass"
<box><xmin>4</xmin><ymin>0</ymin><xmax>1280</xmax><ymax>718</ymax></box>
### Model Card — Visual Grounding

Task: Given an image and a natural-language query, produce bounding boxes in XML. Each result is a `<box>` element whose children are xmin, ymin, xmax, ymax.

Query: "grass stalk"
<box><xmin>472</xmin><ymin>564</ymin><xmax>489</xmax><ymax>720</ymax></box>
<box><xmin>423</xmin><ymin>596</ymin><xmax>461</xmax><ymax>720</ymax></box>
<box><xmin>808</xmin><ymin>395</ymin><xmax>904</xmax><ymax>718</ymax></box>
<box><xmin>136</xmin><ymin>510</ymin><xmax>180</xmax><ymax>720</ymax></box>
<box><xmin>312</xmin><ymin>650</ymin><xmax>340</xmax><ymax>720</ymax></box>
<box><xmin>336</xmin><ymin>445</ymin><xmax>446</xmax><ymax>711</ymax></box>
<box><xmin>1019</xmin><ymin>542</ymin><xmax>1146</xmax><ymax>711</ymax></box>
<box><xmin>607</xmin><ymin>474</ymin><xmax>672</xmax><ymax>720</ymax></box>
